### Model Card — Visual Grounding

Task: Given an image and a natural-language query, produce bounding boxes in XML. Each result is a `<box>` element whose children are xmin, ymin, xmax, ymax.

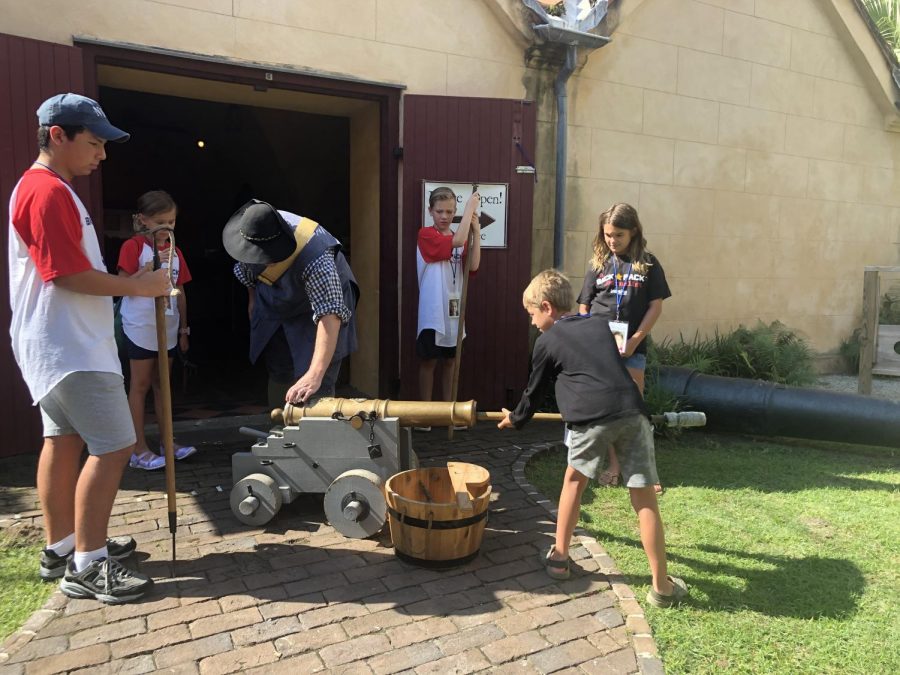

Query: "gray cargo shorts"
<box><xmin>39</xmin><ymin>371</ymin><xmax>136</xmax><ymax>455</ymax></box>
<box><xmin>565</xmin><ymin>413</ymin><xmax>658</xmax><ymax>488</ymax></box>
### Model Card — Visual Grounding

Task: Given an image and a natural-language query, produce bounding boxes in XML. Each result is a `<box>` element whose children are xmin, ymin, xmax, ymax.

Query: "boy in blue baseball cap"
<box><xmin>8</xmin><ymin>92</ymin><xmax>169</xmax><ymax>603</ymax></box>
<box><xmin>36</xmin><ymin>92</ymin><xmax>131</xmax><ymax>142</ymax></box>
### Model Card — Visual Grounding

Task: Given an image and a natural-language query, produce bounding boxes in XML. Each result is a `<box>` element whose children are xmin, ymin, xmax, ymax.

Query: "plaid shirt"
<box><xmin>233</xmin><ymin>251</ymin><xmax>350</xmax><ymax>324</ymax></box>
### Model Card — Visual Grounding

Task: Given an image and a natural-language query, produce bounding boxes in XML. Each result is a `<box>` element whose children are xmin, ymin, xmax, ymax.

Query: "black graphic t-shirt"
<box><xmin>577</xmin><ymin>253</ymin><xmax>671</xmax><ymax>355</ymax></box>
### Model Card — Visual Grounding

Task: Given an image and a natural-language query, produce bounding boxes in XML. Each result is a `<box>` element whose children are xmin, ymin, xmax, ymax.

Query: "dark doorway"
<box><xmin>99</xmin><ymin>87</ymin><xmax>351</xmax><ymax>412</ymax></box>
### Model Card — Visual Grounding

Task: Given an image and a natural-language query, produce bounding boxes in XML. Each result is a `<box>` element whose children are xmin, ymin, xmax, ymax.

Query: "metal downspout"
<box><xmin>553</xmin><ymin>45</ymin><xmax>577</xmax><ymax>269</ymax></box>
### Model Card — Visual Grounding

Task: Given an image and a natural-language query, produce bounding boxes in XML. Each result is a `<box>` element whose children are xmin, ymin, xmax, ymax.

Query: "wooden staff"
<box><xmin>477</xmin><ymin>411</ymin><xmax>708</xmax><ymax>428</ymax></box>
<box><xmin>152</xmin><ymin>231</ymin><xmax>179</xmax><ymax>574</ymax></box>
<box><xmin>448</xmin><ymin>185</ymin><xmax>478</xmax><ymax>440</ymax></box>
<box><xmin>478</xmin><ymin>411</ymin><xmax>562</xmax><ymax>422</ymax></box>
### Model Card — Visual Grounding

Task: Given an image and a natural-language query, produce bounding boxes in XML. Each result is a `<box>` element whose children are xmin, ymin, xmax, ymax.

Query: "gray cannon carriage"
<box><xmin>230</xmin><ymin>398</ymin><xmax>477</xmax><ymax>538</ymax></box>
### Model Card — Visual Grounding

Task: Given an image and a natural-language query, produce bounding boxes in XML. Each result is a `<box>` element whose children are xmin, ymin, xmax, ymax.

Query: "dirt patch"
<box><xmin>800</xmin><ymin>516</ymin><xmax>835</xmax><ymax>541</ymax></box>
<box><xmin>0</xmin><ymin>522</ymin><xmax>44</xmax><ymax>547</ymax></box>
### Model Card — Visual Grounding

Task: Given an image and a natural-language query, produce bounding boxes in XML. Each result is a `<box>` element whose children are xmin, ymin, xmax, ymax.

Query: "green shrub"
<box><xmin>863</xmin><ymin>0</ymin><xmax>900</xmax><ymax>62</ymax></box>
<box><xmin>648</xmin><ymin>321</ymin><xmax>816</xmax><ymax>387</ymax></box>
<box><xmin>880</xmin><ymin>292</ymin><xmax>900</xmax><ymax>324</ymax></box>
<box><xmin>836</xmin><ymin>293</ymin><xmax>899</xmax><ymax>374</ymax></box>
<box><xmin>839</xmin><ymin>328</ymin><xmax>862</xmax><ymax>375</ymax></box>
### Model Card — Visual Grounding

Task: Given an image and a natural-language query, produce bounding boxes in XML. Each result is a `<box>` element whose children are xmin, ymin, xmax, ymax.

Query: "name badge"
<box><xmin>448</xmin><ymin>291</ymin><xmax>461</xmax><ymax>319</ymax></box>
<box><xmin>608</xmin><ymin>320</ymin><xmax>629</xmax><ymax>354</ymax></box>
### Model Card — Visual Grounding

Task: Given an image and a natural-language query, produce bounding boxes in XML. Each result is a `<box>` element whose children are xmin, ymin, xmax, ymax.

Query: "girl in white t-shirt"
<box><xmin>117</xmin><ymin>190</ymin><xmax>197</xmax><ymax>470</ymax></box>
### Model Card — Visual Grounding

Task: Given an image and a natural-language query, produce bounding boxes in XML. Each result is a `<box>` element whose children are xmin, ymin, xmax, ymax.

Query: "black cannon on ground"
<box><xmin>655</xmin><ymin>366</ymin><xmax>900</xmax><ymax>449</ymax></box>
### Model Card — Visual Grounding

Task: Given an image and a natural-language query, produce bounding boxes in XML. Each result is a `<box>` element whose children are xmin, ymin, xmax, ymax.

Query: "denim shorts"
<box><xmin>39</xmin><ymin>371</ymin><xmax>136</xmax><ymax>455</ymax></box>
<box><xmin>623</xmin><ymin>352</ymin><xmax>646</xmax><ymax>370</ymax></box>
<box><xmin>565</xmin><ymin>413</ymin><xmax>658</xmax><ymax>488</ymax></box>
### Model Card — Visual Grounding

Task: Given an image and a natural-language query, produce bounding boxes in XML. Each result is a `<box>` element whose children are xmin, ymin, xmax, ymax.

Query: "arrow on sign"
<box><xmin>452</xmin><ymin>212</ymin><xmax>495</xmax><ymax>227</ymax></box>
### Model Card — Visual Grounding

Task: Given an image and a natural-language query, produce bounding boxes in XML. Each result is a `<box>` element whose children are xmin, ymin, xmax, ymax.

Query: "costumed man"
<box><xmin>224</xmin><ymin>199</ymin><xmax>359</xmax><ymax>407</ymax></box>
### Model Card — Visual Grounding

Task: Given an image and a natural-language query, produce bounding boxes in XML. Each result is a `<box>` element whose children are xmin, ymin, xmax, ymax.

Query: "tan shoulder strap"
<box><xmin>257</xmin><ymin>218</ymin><xmax>319</xmax><ymax>286</ymax></box>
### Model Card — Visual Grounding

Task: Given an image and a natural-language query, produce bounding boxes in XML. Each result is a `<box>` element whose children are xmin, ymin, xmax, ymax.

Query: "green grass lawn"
<box><xmin>526</xmin><ymin>433</ymin><xmax>900</xmax><ymax>675</ymax></box>
<box><xmin>0</xmin><ymin>525</ymin><xmax>55</xmax><ymax>642</ymax></box>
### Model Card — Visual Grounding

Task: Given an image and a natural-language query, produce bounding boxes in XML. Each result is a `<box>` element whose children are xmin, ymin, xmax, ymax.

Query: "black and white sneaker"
<box><xmin>40</xmin><ymin>536</ymin><xmax>137</xmax><ymax>580</ymax></box>
<box><xmin>59</xmin><ymin>557</ymin><xmax>153</xmax><ymax>604</ymax></box>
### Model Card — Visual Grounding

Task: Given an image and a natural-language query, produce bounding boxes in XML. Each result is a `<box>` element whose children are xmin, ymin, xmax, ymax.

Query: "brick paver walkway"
<box><xmin>0</xmin><ymin>421</ymin><xmax>662</xmax><ymax>674</ymax></box>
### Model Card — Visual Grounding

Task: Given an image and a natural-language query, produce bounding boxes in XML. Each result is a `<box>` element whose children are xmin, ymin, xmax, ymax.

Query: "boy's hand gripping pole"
<box><xmin>151</xmin><ymin>230</ymin><xmax>180</xmax><ymax>575</ymax></box>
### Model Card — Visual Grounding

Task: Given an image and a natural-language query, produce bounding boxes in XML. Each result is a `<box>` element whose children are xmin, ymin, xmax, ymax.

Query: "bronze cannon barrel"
<box><xmin>273</xmin><ymin>398</ymin><xmax>478</xmax><ymax>428</ymax></box>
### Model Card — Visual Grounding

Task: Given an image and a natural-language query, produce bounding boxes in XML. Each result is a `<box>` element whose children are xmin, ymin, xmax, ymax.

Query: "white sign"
<box><xmin>422</xmin><ymin>181</ymin><xmax>508</xmax><ymax>249</ymax></box>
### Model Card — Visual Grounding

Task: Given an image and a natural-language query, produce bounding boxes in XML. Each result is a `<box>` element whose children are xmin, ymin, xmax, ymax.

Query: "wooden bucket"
<box><xmin>385</xmin><ymin>462</ymin><xmax>491</xmax><ymax>567</ymax></box>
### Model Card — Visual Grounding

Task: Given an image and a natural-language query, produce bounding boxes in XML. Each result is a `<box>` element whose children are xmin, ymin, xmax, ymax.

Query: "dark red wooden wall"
<box><xmin>400</xmin><ymin>96</ymin><xmax>536</xmax><ymax>411</ymax></box>
<box><xmin>0</xmin><ymin>34</ymin><xmax>90</xmax><ymax>456</ymax></box>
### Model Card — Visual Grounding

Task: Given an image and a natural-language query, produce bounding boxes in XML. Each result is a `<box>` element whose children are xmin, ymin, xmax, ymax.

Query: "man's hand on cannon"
<box><xmin>286</xmin><ymin>371</ymin><xmax>323</xmax><ymax>405</ymax></box>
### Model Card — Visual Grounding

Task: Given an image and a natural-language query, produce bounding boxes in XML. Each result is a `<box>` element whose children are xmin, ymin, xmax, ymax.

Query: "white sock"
<box><xmin>47</xmin><ymin>533</ymin><xmax>76</xmax><ymax>556</ymax></box>
<box><xmin>72</xmin><ymin>546</ymin><xmax>108</xmax><ymax>573</ymax></box>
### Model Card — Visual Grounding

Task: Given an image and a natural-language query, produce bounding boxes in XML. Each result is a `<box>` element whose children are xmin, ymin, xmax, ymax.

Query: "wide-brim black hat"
<box><xmin>222</xmin><ymin>199</ymin><xmax>297</xmax><ymax>264</ymax></box>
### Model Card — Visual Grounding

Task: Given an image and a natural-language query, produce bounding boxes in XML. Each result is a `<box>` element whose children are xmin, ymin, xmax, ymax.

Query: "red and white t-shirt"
<box><xmin>117</xmin><ymin>235</ymin><xmax>191</xmax><ymax>351</ymax></box>
<box><xmin>416</xmin><ymin>227</ymin><xmax>470</xmax><ymax>347</ymax></box>
<box><xmin>8</xmin><ymin>168</ymin><xmax>121</xmax><ymax>403</ymax></box>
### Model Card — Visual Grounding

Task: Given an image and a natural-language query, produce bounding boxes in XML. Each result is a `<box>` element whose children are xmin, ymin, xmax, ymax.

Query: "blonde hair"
<box><xmin>523</xmin><ymin>269</ymin><xmax>573</xmax><ymax>311</ymax></box>
<box><xmin>589</xmin><ymin>202</ymin><xmax>653</xmax><ymax>274</ymax></box>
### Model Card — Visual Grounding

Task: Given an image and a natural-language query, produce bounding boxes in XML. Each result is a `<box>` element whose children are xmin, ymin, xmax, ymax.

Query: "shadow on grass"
<box><xmin>593</xmin><ymin>529</ymin><xmax>865</xmax><ymax>619</ymax></box>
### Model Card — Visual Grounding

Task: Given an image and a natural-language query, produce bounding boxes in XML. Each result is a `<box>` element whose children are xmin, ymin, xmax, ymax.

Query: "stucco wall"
<box><xmin>2</xmin><ymin>0</ymin><xmax>899</xmax><ymax>356</ymax></box>
<box><xmin>0</xmin><ymin>0</ymin><xmax>528</xmax><ymax>98</ymax></box>
<box><xmin>543</xmin><ymin>0</ymin><xmax>900</xmax><ymax>353</ymax></box>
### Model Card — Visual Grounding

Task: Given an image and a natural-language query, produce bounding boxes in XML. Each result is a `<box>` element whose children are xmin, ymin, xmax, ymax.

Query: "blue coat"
<box><xmin>249</xmin><ymin>224</ymin><xmax>359</xmax><ymax>378</ymax></box>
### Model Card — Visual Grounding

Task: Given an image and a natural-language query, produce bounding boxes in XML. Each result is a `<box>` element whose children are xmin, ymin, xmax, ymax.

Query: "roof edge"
<box><xmin>824</xmin><ymin>0</ymin><xmax>900</xmax><ymax>132</ymax></box>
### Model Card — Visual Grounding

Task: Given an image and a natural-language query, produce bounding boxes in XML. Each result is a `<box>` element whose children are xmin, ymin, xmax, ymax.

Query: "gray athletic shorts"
<box><xmin>39</xmin><ymin>371</ymin><xmax>136</xmax><ymax>456</ymax></box>
<box><xmin>565</xmin><ymin>413</ymin><xmax>658</xmax><ymax>488</ymax></box>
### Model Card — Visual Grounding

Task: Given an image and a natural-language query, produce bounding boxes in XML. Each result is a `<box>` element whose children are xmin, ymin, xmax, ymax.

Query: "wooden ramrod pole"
<box><xmin>151</xmin><ymin>234</ymin><xmax>178</xmax><ymax>575</ymax></box>
<box><xmin>448</xmin><ymin>185</ymin><xmax>479</xmax><ymax>440</ymax></box>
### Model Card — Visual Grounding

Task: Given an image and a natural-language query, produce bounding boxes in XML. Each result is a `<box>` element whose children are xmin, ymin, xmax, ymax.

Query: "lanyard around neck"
<box><xmin>611</xmin><ymin>256</ymin><xmax>632</xmax><ymax>321</ymax></box>
<box><xmin>449</xmin><ymin>247</ymin><xmax>462</xmax><ymax>287</ymax></box>
<box><xmin>32</xmin><ymin>161</ymin><xmax>71</xmax><ymax>186</ymax></box>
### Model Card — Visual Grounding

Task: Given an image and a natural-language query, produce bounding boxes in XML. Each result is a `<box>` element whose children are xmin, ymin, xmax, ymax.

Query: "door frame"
<box><xmin>76</xmin><ymin>39</ymin><xmax>403</xmax><ymax>397</ymax></box>
<box><xmin>399</xmin><ymin>95</ymin><xmax>536</xmax><ymax>410</ymax></box>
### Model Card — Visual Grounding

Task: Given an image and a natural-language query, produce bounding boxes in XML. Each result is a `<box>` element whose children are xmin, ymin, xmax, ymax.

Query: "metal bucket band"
<box><xmin>386</xmin><ymin>506</ymin><xmax>488</xmax><ymax>530</ymax></box>
<box><xmin>393</xmin><ymin>548</ymin><xmax>481</xmax><ymax>568</ymax></box>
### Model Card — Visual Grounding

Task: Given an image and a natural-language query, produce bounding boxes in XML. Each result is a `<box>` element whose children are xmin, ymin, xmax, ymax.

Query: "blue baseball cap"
<box><xmin>36</xmin><ymin>93</ymin><xmax>130</xmax><ymax>142</ymax></box>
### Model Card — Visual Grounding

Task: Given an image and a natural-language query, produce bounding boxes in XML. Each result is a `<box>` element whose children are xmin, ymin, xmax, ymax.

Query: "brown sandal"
<box><xmin>542</xmin><ymin>546</ymin><xmax>570</xmax><ymax>580</ymax></box>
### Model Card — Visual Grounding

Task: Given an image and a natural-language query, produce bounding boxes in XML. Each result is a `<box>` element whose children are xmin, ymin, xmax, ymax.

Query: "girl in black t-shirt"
<box><xmin>578</xmin><ymin>203</ymin><xmax>671</xmax><ymax>492</ymax></box>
